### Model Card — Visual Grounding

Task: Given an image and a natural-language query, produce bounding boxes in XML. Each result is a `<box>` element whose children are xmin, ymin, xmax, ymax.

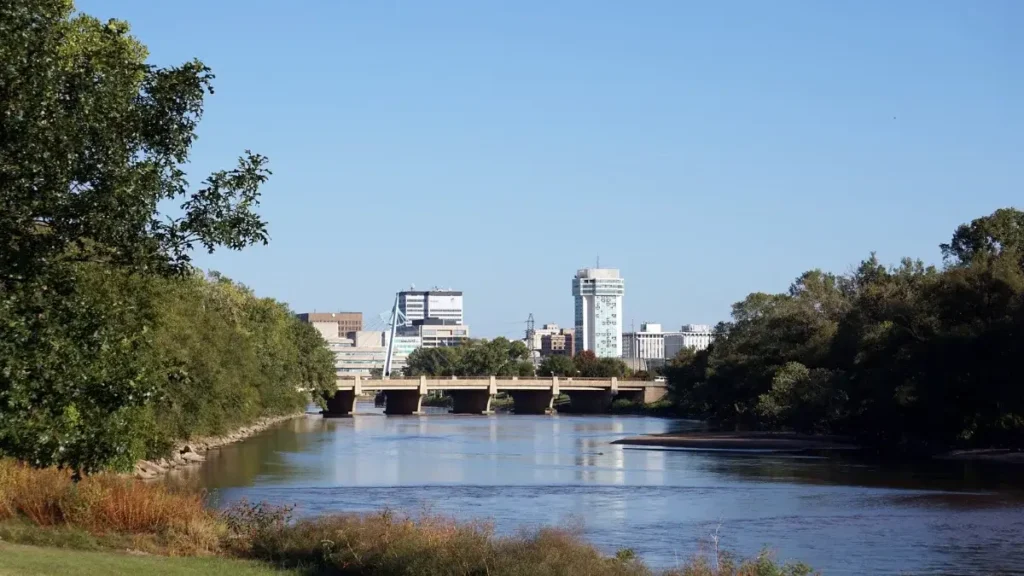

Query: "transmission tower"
<box><xmin>525</xmin><ymin>313</ymin><xmax>538</xmax><ymax>359</ymax></box>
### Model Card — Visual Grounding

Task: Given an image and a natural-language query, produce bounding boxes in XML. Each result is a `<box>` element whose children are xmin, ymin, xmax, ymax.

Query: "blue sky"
<box><xmin>80</xmin><ymin>0</ymin><xmax>1023</xmax><ymax>338</ymax></box>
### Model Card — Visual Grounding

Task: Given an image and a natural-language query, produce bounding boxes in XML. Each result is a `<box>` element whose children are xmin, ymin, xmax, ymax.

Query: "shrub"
<box><xmin>0</xmin><ymin>459</ymin><xmax>217</xmax><ymax>553</ymax></box>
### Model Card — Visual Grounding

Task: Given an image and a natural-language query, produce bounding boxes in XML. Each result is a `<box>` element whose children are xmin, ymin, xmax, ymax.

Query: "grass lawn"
<box><xmin>0</xmin><ymin>543</ymin><xmax>297</xmax><ymax>576</ymax></box>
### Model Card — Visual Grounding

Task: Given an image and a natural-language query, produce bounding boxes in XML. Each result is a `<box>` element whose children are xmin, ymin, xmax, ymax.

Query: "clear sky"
<box><xmin>79</xmin><ymin>0</ymin><xmax>1023</xmax><ymax>338</ymax></box>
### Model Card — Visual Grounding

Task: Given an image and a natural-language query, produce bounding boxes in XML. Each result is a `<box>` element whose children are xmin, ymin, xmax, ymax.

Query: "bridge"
<box><xmin>323</xmin><ymin>376</ymin><xmax>669</xmax><ymax>416</ymax></box>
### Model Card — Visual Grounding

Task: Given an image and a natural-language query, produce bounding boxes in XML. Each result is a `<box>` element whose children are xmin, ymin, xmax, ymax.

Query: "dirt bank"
<box><xmin>611</xmin><ymin>431</ymin><xmax>859</xmax><ymax>451</ymax></box>
<box><xmin>133</xmin><ymin>412</ymin><xmax>304</xmax><ymax>479</ymax></box>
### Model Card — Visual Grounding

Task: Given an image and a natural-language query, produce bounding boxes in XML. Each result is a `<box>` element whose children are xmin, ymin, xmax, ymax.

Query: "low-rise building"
<box><xmin>540</xmin><ymin>327</ymin><xmax>575</xmax><ymax>357</ymax></box>
<box><xmin>526</xmin><ymin>323</ymin><xmax>563</xmax><ymax>354</ymax></box>
<box><xmin>297</xmin><ymin>312</ymin><xmax>362</xmax><ymax>339</ymax></box>
<box><xmin>622</xmin><ymin>323</ymin><xmax>665</xmax><ymax>360</ymax></box>
<box><xmin>322</xmin><ymin>330</ymin><xmax>421</xmax><ymax>378</ymax></box>
<box><xmin>664</xmin><ymin>324</ymin><xmax>715</xmax><ymax>357</ymax></box>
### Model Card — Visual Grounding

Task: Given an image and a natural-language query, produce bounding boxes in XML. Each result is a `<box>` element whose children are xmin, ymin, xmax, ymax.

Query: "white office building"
<box><xmin>329</xmin><ymin>331</ymin><xmax>421</xmax><ymax>377</ymax></box>
<box><xmin>664</xmin><ymin>324</ymin><xmax>715</xmax><ymax>357</ymax></box>
<box><xmin>622</xmin><ymin>323</ymin><xmax>665</xmax><ymax>360</ymax></box>
<box><xmin>572</xmin><ymin>268</ymin><xmax>625</xmax><ymax>358</ymax></box>
<box><xmin>398</xmin><ymin>288</ymin><xmax>463</xmax><ymax>326</ymax></box>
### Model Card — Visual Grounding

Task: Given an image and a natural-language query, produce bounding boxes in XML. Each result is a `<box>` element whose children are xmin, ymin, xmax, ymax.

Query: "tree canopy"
<box><xmin>667</xmin><ymin>208</ymin><xmax>1024</xmax><ymax>453</ymax></box>
<box><xmin>0</xmin><ymin>1</ymin><xmax>334</xmax><ymax>473</ymax></box>
<box><xmin>403</xmin><ymin>338</ymin><xmax>535</xmax><ymax>378</ymax></box>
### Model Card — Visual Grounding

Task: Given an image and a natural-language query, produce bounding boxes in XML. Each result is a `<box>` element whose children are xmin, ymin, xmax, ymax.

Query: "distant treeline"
<box><xmin>402</xmin><ymin>340</ymin><xmax>635</xmax><ymax>380</ymax></box>
<box><xmin>666</xmin><ymin>208</ymin><xmax>1024</xmax><ymax>453</ymax></box>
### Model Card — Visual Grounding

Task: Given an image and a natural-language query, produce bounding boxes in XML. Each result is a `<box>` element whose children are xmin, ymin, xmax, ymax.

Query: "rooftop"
<box><xmin>575</xmin><ymin>268</ymin><xmax>621</xmax><ymax>279</ymax></box>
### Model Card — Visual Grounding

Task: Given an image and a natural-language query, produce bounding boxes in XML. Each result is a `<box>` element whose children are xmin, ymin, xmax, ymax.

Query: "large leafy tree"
<box><xmin>941</xmin><ymin>208</ymin><xmax>1024</xmax><ymax>267</ymax></box>
<box><xmin>1</xmin><ymin>1</ymin><xmax>271</xmax><ymax>472</ymax></box>
<box><xmin>667</xmin><ymin>208</ymin><xmax>1024</xmax><ymax>453</ymax></box>
<box><xmin>538</xmin><ymin>355</ymin><xmax>576</xmax><ymax>377</ymax></box>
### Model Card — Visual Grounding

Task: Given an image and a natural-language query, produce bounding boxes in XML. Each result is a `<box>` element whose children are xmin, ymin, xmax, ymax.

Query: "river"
<box><xmin>171</xmin><ymin>403</ymin><xmax>1024</xmax><ymax>575</ymax></box>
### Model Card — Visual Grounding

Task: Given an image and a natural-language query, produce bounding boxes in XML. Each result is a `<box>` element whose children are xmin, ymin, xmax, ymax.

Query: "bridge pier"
<box><xmin>450</xmin><ymin>390</ymin><xmax>494</xmax><ymax>414</ymax></box>
<box><xmin>323</xmin><ymin>389</ymin><xmax>357</xmax><ymax>417</ymax></box>
<box><xmin>510</xmin><ymin>390</ymin><xmax>555</xmax><ymax>414</ymax></box>
<box><xmin>567</xmin><ymin>390</ymin><xmax>614</xmax><ymax>413</ymax></box>
<box><xmin>384</xmin><ymin>390</ymin><xmax>424</xmax><ymax>415</ymax></box>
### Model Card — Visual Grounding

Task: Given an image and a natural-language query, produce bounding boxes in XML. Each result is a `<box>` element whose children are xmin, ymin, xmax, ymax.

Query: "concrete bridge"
<box><xmin>323</xmin><ymin>376</ymin><xmax>669</xmax><ymax>416</ymax></box>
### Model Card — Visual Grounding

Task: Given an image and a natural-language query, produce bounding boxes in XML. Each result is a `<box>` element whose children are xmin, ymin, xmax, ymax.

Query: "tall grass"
<box><xmin>0</xmin><ymin>459</ymin><xmax>814</xmax><ymax>575</ymax></box>
<box><xmin>0</xmin><ymin>459</ymin><xmax>218</xmax><ymax>553</ymax></box>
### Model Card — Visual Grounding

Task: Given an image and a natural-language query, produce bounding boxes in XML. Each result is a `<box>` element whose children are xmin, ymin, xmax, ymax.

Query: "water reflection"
<box><xmin>185</xmin><ymin>411</ymin><xmax>1024</xmax><ymax>575</ymax></box>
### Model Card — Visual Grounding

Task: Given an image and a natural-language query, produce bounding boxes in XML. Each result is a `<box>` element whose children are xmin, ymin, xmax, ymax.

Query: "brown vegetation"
<box><xmin>0</xmin><ymin>459</ymin><xmax>814</xmax><ymax>575</ymax></box>
<box><xmin>0</xmin><ymin>460</ymin><xmax>218</xmax><ymax>554</ymax></box>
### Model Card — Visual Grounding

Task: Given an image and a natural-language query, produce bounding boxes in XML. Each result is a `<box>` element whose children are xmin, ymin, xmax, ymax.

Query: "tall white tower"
<box><xmin>572</xmin><ymin>268</ymin><xmax>625</xmax><ymax>358</ymax></box>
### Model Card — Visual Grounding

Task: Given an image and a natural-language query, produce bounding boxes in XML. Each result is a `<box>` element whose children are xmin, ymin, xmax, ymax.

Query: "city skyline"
<box><xmin>79</xmin><ymin>0</ymin><xmax>1023</xmax><ymax>338</ymax></box>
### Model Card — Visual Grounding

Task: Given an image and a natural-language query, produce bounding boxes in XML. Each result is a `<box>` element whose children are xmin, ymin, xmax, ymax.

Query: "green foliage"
<box><xmin>941</xmin><ymin>207</ymin><xmax>1024</xmax><ymax>267</ymax></box>
<box><xmin>538</xmin><ymin>354</ymin><xmax>577</xmax><ymax>377</ymax></box>
<box><xmin>139</xmin><ymin>272</ymin><xmax>334</xmax><ymax>456</ymax></box>
<box><xmin>403</xmin><ymin>337</ymin><xmax>535</xmax><ymax>377</ymax></box>
<box><xmin>0</xmin><ymin>2</ymin><xmax>333</xmax><ymax>472</ymax></box>
<box><xmin>668</xmin><ymin>208</ymin><xmax>1024</xmax><ymax>453</ymax></box>
<box><xmin>575</xmin><ymin>350</ymin><xmax>630</xmax><ymax>378</ymax></box>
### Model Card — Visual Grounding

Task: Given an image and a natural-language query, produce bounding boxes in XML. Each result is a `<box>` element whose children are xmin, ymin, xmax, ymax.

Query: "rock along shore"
<box><xmin>133</xmin><ymin>413</ymin><xmax>302</xmax><ymax>479</ymax></box>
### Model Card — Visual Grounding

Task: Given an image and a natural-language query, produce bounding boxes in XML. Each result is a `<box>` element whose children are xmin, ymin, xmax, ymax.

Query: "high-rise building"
<box><xmin>296</xmin><ymin>312</ymin><xmax>363</xmax><ymax>339</ymax></box>
<box><xmin>622</xmin><ymin>323</ymin><xmax>665</xmax><ymax>360</ymax></box>
<box><xmin>664</xmin><ymin>324</ymin><xmax>715</xmax><ymax>357</ymax></box>
<box><xmin>572</xmin><ymin>268</ymin><xmax>625</xmax><ymax>358</ymax></box>
<box><xmin>398</xmin><ymin>288</ymin><xmax>463</xmax><ymax>325</ymax></box>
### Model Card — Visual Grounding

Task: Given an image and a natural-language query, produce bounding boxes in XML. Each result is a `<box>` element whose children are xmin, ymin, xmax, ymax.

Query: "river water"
<box><xmin>174</xmin><ymin>404</ymin><xmax>1024</xmax><ymax>575</ymax></box>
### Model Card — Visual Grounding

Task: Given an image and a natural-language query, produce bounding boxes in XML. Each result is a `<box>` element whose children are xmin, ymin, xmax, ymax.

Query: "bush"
<box><xmin>610</xmin><ymin>399</ymin><xmax>677</xmax><ymax>417</ymax></box>
<box><xmin>0</xmin><ymin>459</ymin><xmax>217</xmax><ymax>553</ymax></box>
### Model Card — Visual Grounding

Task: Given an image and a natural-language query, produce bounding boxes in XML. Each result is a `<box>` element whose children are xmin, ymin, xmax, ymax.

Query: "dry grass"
<box><xmin>0</xmin><ymin>459</ymin><xmax>219</xmax><ymax>553</ymax></box>
<box><xmin>222</xmin><ymin>506</ymin><xmax>815</xmax><ymax>576</ymax></box>
<box><xmin>1</xmin><ymin>459</ymin><xmax>815</xmax><ymax>575</ymax></box>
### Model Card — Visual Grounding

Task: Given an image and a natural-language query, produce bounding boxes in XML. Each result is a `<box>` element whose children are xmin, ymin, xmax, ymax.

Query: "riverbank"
<box><xmin>613</xmin><ymin>431</ymin><xmax>1024</xmax><ymax>463</ymax></box>
<box><xmin>936</xmin><ymin>448</ymin><xmax>1024</xmax><ymax>464</ymax></box>
<box><xmin>0</xmin><ymin>459</ymin><xmax>814</xmax><ymax>576</ymax></box>
<box><xmin>133</xmin><ymin>412</ymin><xmax>304</xmax><ymax>479</ymax></box>
<box><xmin>612</xmin><ymin>431</ymin><xmax>859</xmax><ymax>452</ymax></box>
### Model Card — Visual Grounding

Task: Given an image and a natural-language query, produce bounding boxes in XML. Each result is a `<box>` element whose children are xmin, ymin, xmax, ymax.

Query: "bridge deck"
<box><xmin>333</xmin><ymin>377</ymin><xmax>665</xmax><ymax>393</ymax></box>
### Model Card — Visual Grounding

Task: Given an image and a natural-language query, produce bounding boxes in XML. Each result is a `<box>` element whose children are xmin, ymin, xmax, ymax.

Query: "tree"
<box><xmin>403</xmin><ymin>338</ymin><xmax>534</xmax><ymax>377</ymax></box>
<box><xmin>404</xmin><ymin>347</ymin><xmax>462</xmax><ymax>377</ymax></box>
<box><xmin>659</xmin><ymin>209</ymin><xmax>1024</xmax><ymax>453</ymax></box>
<box><xmin>573</xmin><ymin>351</ymin><xmax>629</xmax><ymax>378</ymax></box>
<box><xmin>538</xmin><ymin>355</ymin><xmax>576</xmax><ymax>377</ymax></box>
<box><xmin>941</xmin><ymin>208</ymin><xmax>1024</xmax><ymax>267</ymax></box>
<box><xmin>0</xmin><ymin>1</ymin><xmax>271</xmax><ymax>473</ymax></box>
